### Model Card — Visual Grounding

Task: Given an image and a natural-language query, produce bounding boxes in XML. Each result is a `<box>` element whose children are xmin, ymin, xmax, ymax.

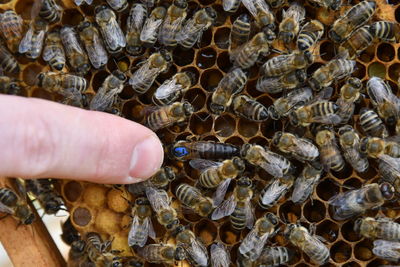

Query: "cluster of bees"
<box><xmin>0</xmin><ymin>0</ymin><xmax>400</xmax><ymax>265</ymax></box>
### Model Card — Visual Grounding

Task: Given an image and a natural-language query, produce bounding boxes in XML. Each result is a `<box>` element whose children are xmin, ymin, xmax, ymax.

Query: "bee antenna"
<box><xmin>270</xmin><ymin>48</ymin><xmax>286</xmax><ymax>54</ymax></box>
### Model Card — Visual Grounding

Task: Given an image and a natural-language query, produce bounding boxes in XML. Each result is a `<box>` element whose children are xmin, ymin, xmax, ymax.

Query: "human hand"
<box><xmin>0</xmin><ymin>95</ymin><xmax>164</xmax><ymax>184</ymax></box>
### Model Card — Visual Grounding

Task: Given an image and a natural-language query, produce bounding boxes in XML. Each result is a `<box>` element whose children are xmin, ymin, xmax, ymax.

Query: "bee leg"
<box><xmin>309</xmin><ymin>222</ymin><xmax>317</xmax><ymax>236</ymax></box>
<box><xmin>0</xmin><ymin>214</ymin><xmax>9</xmax><ymax>220</ymax></box>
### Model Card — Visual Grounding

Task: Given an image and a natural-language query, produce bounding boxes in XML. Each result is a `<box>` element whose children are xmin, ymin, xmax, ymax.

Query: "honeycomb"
<box><xmin>1</xmin><ymin>0</ymin><xmax>400</xmax><ymax>266</ymax></box>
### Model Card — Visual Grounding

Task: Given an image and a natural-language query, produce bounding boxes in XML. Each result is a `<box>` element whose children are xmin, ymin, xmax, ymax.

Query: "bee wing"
<box><xmin>285</xmin><ymin>3</ymin><xmax>306</xmax><ymax>22</ymax></box>
<box><xmin>379</xmin><ymin>154</ymin><xmax>400</xmax><ymax>172</ymax></box>
<box><xmin>128</xmin><ymin>215</ymin><xmax>145</xmax><ymax>247</ymax></box>
<box><xmin>367</xmin><ymin>77</ymin><xmax>393</xmax><ymax>104</ymax></box>
<box><xmin>43</xmin><ymin>44</ymin><xmax>64</xmax><ymax>61</ymax></box>
<box><xmin>104</xmin><ymin>19</ymin><xmax>126</xmax><ymax>50</ymax></box>
<box><xmin>312</xmin><ymin>114</ymin><xmax>342</xmax><ymax>125</ymax></box>
<box><xmin>140</xmin><ymin>17</ymin><xmax>163</xmax><ymax>42</ymax></box>
<box><xmin>74</xmin><ymin>0</ymin><xmax>84</xmax><ymax>5</ymax></box>
<box><xmin>129</xmin><ymin>60</ymin><xmax>159</xmax><ymax>86</ymax></box>
<box><xmin>0</xmin><ymin>201</ymin><xmax>15</xmax><ymax>215</ymax></box>
<box><xmin>12</xmin><ymin>178</ymin><xmax>28</xmax><ymax>201</ymax></box>
<box><xmin>211</xmin><ymin>243</ymin><xmax>230</xmax><ymax>267</ymax></box>
<box><xmin>243</xmin><ymin>0</ymin><xmax>270</xmax><ymax>17</ymax></box>
<box><xmin>31</xmin><ymin>0</ymin><xmax>44</xmax><ymax>19</ymax></box>
<box><xmin>89</xmin><ymin>88</ymin><xmax>115</xmax><ymax>111</ymax></box>
<box><xmin>258</xmin><ymin>150</ymin><xmax>289</xmax><ymax>177</ymax></box>
<box><xmin>245</xmin><ymin>201</ymin><xmax>255</xmax><ymax>229</ymax></box>
<box><xmin>373</xmin><ymin>240</ymin><xmax>400</xmax><ymax>262</ymax></box>
<box><xmin>291</xmin><ymin>137</ymin><xmax>319</xmax><ymax>158</ymax></box>
<box><xmin>184</xmin><ymin>236</ymin><xmax>209</xmax><ymax>267</ymax></box>
<box><xmin>127</xmin><ymin>4</ymin><xmax>147</xmax><ymax>32</ymax></box>
<box><xmin>31</xmin><ymin>30</ymin><xmax>46</xmax><ymax>58</ymax></box>
<box><xmin>211</xmin><ymin>194</ymin><xmax>236</xmax><ymax>220</ymax></box>
<box><xmin>239</xmin><ymin>227</ymin><xmax>258</xmax><ymax>255</ymax></box>
<box><xmin>86</xmin><ymin>34</ymin><xmax>108</xmax><ymax>69</ymax></box>
<box><xmin>260</xmin><ymin>179</ymin><xmax>288</xmax><ymax>206</ymax></box>
<box><xmin>213</xmin><ymin>178</ymin><xmax>232</xmax><ymax>207</ymax></box>
<box><xmin>291</xmin><ymin>174</ymin><xmax>318</xmax><ymax>203</ymax></box>
<box><xmin>223</xmin><ymin>0</ymin><xmax>239</xmax><ymax>11</ymax></box>
<box><xmin>154</xmin><ymin>78</ymin><xmax>180</xmax><ymax>99</ymax></box>
<box><xmin>148</xmin><ymin>217</ymin><xmax>156</xmax><ymax>239</ymax></box>
<box><xmin>316</xmin><ymin>87</ymin><xmax>334</xmax><ymax>100</ymax></box>
<box><xmin>61</xmin><ymin>87</ymin><xmax>83</xmax><ymax>106</ymax></box>
<box><xmin>159</xmin><ymin>15</ymin><xmax>185</xmax><ymax>43</ymax></box>
<box><xmin>19</xmin><ymin>27</ymin><xmax>34</xmax><ymax>54</ymax></box>
<box><xmin>189</xmin><ymin>159</ymin><xmax>222</xmax><ymax>172</ymax></box>
<box><xmin>145</xmin><ymin>187</ymin><xmax>171</xmax><ymax>212</ymax></box>
<box><xmin>61</xmin><ymin>28</ymin><xmax>84</xmax><ymax>54</ymax></box>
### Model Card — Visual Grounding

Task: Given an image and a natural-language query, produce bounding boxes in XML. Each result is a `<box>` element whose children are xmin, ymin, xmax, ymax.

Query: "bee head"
<box><xmin>283</xmin><ymin>223</ymin><xmax>296</xmax><ymax>239</ymax></box>
<box><xmin>174</xmin><ymin>0</ymin><xmax>188</xmax><ymax>9</ymax></box>
<box><xmin>45</xmin><ymin>200</ymin><xmax>62</xmax><ymax>214</ymax></box>
<box><xmin>9</xmin><ymin>82</ymin><xmax>20</xmax><ymax>91</ymax></box>
<box><xmin>71</xmin><ymin>240</ymin><xmax>86</xmax><ymax>253</ymax></box>
<box><xmin>174</xmin><ymin>246</ymin><xmax>186</xmax><ymax>261</ymax></box>
<box><xmin>268</xmin><ymin>106</ymin><xmax>280</xmax><ymax>120</ymax></box>
<box><xmin>182</xmin><ymin>101</ymin><xmax>194</xmax><ymax>116</ymax></box>
<box><xmin>359</xmin><ymin>137</ymin><xmax>369</xmax><ymax>154</ymax></box>
<box><xmin>135</xmin><ymin>197</ymin><xmax>149</xmax><ymax>206</ymax></box>
<box><xmin>289</xmin><ymin>111</ymin><xmax>299</xmax><ymax>126</ymax></box>
<box><xmin>303</xmin><ymin>50</ymin><xmax>313</xmax><ymax>64</ymax></box>
<box><xmin>111</xmin><ymin>259</ymin><xmax>123</xmax><ymax>267</ymax></box>
<box><xmin>386</xmin><ymin>116</ymin><xmax>397</xmax><ymax>126</ymax></box>
<box><xmin>166</xmin><ymin>219</ymin><xmax>180</xmax><ymax>230</ymax></box>
<box><xmin>232</xmin><ymin>157</ymin><xmax>245</xmax><ymax>172</ymax></box>
<box><xmin>24</xmin><ymin>213</ymin><xmax>35</xmax><ymax>225</ymax></box>
<box><xmin>380</xmin><ymin>182</ymin><xmax>395</xmax><ymax>200</ymax></box>
<box><xmin>308</xmin><ymin>77</ymin><xmax>321</xmax><ymax>91</ymax></box>
<box><xmin>330</xmin><ymin>0</ymin><xmax>341</xmax><ymax>10</ymax></box>
<box><xmin>112</xmin><ymin>70</ymin><xmax>127</xmax><ymax>82</ymax></box>
<box><xmin>205</xmin><ymin>7</ymin><xmax>217</xmax><ymax>20</ymax></box>
<box><xmin>95</xmin><ymin>5</ymin><xmax>108</xmax><ymax>14</ymax></box>
<box><xmin>272</xmin><ymin>131</ymin><xmax>283</xmax><ymax>146</ymax></box>
<box><xmin>265</xmin><ymin>212</ymin><xmax>279</xmax><ymax>225</ymax></box>
<box><xmin>127</xmin><ymin>260</ymin><xmax>143</xmax><ymax>267</ymax></box>
<box><xmin>347</xmin><ymin>77</ymin><xmax>362</xmax><ymax>89</ymax></box>
<box><xmin>53</xmin><ymin>63</ymin><xmax>64</xmax><ymax>71</ymax></box>
<box><xmin>77</xmin><ymin>64</ymin><xmax>91</xmax><ymax>75</ymax></box>
<box><xmin>329</xmin><ymin>29</ymin><xmax>342</xmax><ymax>43</ymax></box>
<box><xmin>160</xmin><ymin>49</ymin><xmax>172</xmax><ymax>62</ymax></box>
<box><xmin>338</xmin><ymin>125</ymin><xmax>353</xmax><ymax>136</ymax></box>
<box><xmin>263</xmin><ymin>27</ymin><xmax>276</xmax><ymax>42</ymax></box>
<box><xmin>353</xmin><ymin>218</ymin><xmax>363</xmax><ymax>233</ymax></box>
<box><xmin>240</xmin><ymin>143</ymin><xmax>251</xmax><ymax>158</ymax></box>
<box><xmin>199</xmin><ymin>199</ymin><xmax>213</xmax><ymax>216</ymax></box>
<box><xmin>78</xmin><ymin>20</ymin><xmax>91</xmax><ymax>31</ymax></box>
<box><xmin>164</xmin><ymin>167</ymin><xmax>176</xmax><ymax>181</ymax></box>
<box><xmin>126</xmin><ymin>45</ymin><xmax>143</xmax><ymax>56</ymax></box>
<box><xmin>210</xmin><ymin>103</ymin><xmax>224</xmax><ymax>114</ymax></box>
<box><xmin>269</xmin><ymin>0</ymin><xmax>283</xmax><ymax>8</ymax></box>
<box><xmin>184</xmin><ymin>71</ymin><xmax>197</xmax><ymax>86</ymax></box>
<box><xmin>37</xmin><ymin>73</ymin><xmax>45</xmax><ymax>87</ymax></box>
<box><xmin>171</xmin><ymin>143</ymin><xmax>189</xmax><ymax>159</ymax></box>
<box><xmin>237</xmin><ymin>176</ymin><xmax>252</xmax><ymax>187</ymax></box>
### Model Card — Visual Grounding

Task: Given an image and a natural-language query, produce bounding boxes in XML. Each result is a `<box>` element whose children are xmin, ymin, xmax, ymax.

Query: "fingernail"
<box><xmin>129</xmin><ymin>134</ymin><xmax>164</xmax><ymax>179</ymax></box>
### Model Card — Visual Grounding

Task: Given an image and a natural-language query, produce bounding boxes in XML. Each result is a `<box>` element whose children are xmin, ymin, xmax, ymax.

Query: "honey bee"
<box><xmin>61</xmin><ymin>217</ymin><xmax>80</xmax><ymax>245</ymax></box>
<box><xmin>315</xmin><ymin>126</ymin><xmax>345</xmax><ymax>172</ymax></box>
<box><xmin>68</xmin><ymin>240</ymin><xmax>86</xmax><ymax>265</ymax></box>
<box><xmin>125</xmin><ymin>4</ymin><xmax>147</xmax><ymax>56</ymax></box>
<box><xmin>128</xmin><ymin>197</ymin><xmax>156</xmax><ymax>247</ymax></box>
<box><xmin>210</xmin><ymin>243</ymin><xmax>230</xmax><ymax>267</ymax></box>
<box><xmin>145</xmin><ymin>187</ymin><xmax>180</xmax><ymax>231</ymax></box>
<box><xmin>259</xmin><ymin>175</ymin><xmax>294</xmax><ymax>208</ymax></box>
<box><xmin>231</xmin><ymin>31</ymin><xmax>273</xmax><ymax>70</ymax></box>
<box><xmin>177</xmin><ymin>7</ymin><xmax>217</xmax><ymax>49</ymax></box>
<box><xmin>158</xmin><ymin>0</ymin><xmax>188</xmax><ymax>47</ymax></box>
<box><xmin>138</xmin><ymin>244</ymin><xmax>186</xmax><ymax>265</ymax></box>
<box><xmin>129</xmin><ymin>50</ymin><xmax>171</xmax><ymax>94</ymax></box>
<box><xmin>256</xmin><ymin>246</ymin><xmax>294</xmax><ymax>266</ymax></box>
<box><xmin>32</xmin><ymin>0</ymin><xmax>62</xmax><ymax>24</ymax></box>
<box><xmin>266</xmin><ymin>0</ymin><xmax>285</xmax><ymax>8</ymax></box>
<box><xmin>229</xmin><ymin>14</ymin><xmax>251</xmax><ymax>52</ymax></box>
<box><xmin>231</xmin><ymin>95</ymin><xmax>269</xmax><ymax>122</ymax></box>
<box><xmin>360</xmin><ymin>137</ymin><xmax>400</xmax><ymax>159</ymax></box>
<box><xmin>169</xmin><ymin>140</ymin><xmax>240</xmax><ymax>161</ymax></box>
<box><xmin>0</xmin><ymin>73</ymin><xmax>21</xmax><ymax>95</ymax></box>
<box><xmin>60</xmin><ymin>26</ymin><xmax>90</xmax><ymax>75</ymax></box>
<box><xmin>42</xmin><ymin>29</ymin><xmax>66</xmax><ymax>71</ymax></box>
<box><xmin>257</xmin><ymin>69</ymin><xmax>307</xmax><ymax>94</ymax></box>
<box><xmin>140</xmin><ymin>7</ymin><xmax>166</xmax><ymax>47</ymax></box>
<box><xmin>189</xmin><ymin>157</ymin><xmax>245</xmax><ymax>188</ymax></box>
<box><xmin>128</xmin><ymin>167</ymin><xmax>176</xmax><ymax>195</ymax></box>
<box><xmin>95</xmin><ymin>5</ymin><xmax>126</xmax><ymax>53</ymax></box>
<box><xmin>18</xmin><ymin>18</ymin><xmax>48</xmax><ymax>59</ymax></box>
<box><xmin>372</xmin><ymin>240</ymin><xmax>400</xmax><ymax>263</ymax></box>
<box><xmin>359</xmin><ymin>108</ymin><xmax>389</xmax><ymax>138</ymax></box>
<box><xmin>329</xmin><ymin>0</ymin><xmax>376</xmax><ymax>43</ymax></box>
<box><xmin>0</xmin><ymin>44</ymin><xmax>19</xmax><ymax>74</ymax></box>
<box><xmin>338</xmin><ymin>125</ymin><xmax>369</xmax><ymax>173</ymax></box>
<box><xmin>153</xmin><ymin>71</ymin><xmax>194</xmax><ymax>106</ymax></box>
<box><xmin>25</xmin><ymin>179</ymin><xmax>64</xmax><ymax>215</ymax></box>
<box><xmin>0</xmin><ymin>10</ymin><xmax>24</xmax><ymax>53</ymax></box>
<box><xmin>308</xmin><ymin>0</ymin><xmax>342</xmax><ymax>10</ymax></box>
<box><xmin>260</xmin><ymin>50</ymin><xmax>313</xmax><ymax>78</ymax></box>
<box><xmin>145</xmin><ymin>101</ymin><xmax>193</xmax><ymax>131</ymax></box>
<box><xmin>242</xmin><ymin>0</ymin><xmax>275</xmax><ymax>30</ymax></box>
<box><xmin>308</xmin><ymin>59</ymin><xmax>356</xmax><ymax>91</ymax></box>
<box><xmin>212</xmin><ymin>176</ymin><xmax>254</xmax><ymax>231</ymax></box>
<box><xmin>90</xmin><ymin>70</ymin><xmax>127</xmax><ymax>112</ymax></box>
<box><xmin>0</xmin><ymin>180</ymin><xmax>35</xmax><ymax>225</ymax></box>
<box><xmin>338</xmin><ymin>25</ymin><xmax>374</xmax><ymax>59</ymax></box>
<box><xmin>37</xmin><ymin>72</ymin><xmax>87</xmax><ymax>94</ymax></box>
<box><xmin>175</xmin><ymin>183</ymin><xmax>214</xmax><ymax>217</ymax></box>
<box><xmin>141</xmin><ymin>0</ymin><xmax>159</xmax><ymax>8</ymax></box>
<box><xmin>370</xmin><ymin>21</ymin><xmax>400</xmax><ymax>43</ymax></box>
<box><xmin>78</xmin><ymin>21</ymin><xmax>108</xmax><ymax>69</ymax></box>
<box><xmin>239</xmin><ymin>213</ymin><xmax>279</xmax><ymax>260</ymax></box>
<box><xmin>85</xmin><ymin>232</ymin><xmax>123</xmax><ymax>266</ymax></box>
<box><xmin>336</xmin><ymin>77</ymin><xmax>363</xmax><ymax>123</ymax></box>
<box><xmin>223</xmin><ymin>0</ymin><xmax>241</xmax><ymax>12</ymax></box>
<box><xmin>268</xmin><ymin>87</ymin><xmax>313</xmax><ymax>120</ymax></box>
<box><xmin>279</xmin><ymin>3</ymin><xmax>305</xmax><ymax>44</ymax></box>
<box><xmin>297</xmin><ymin>19</ymin><xmax>324</xmax><ymax>51</ymax></box>
<box><xmin>173</xmin><ymin>225</ymin><xmax>209</xmax><ymax>267</ymax></box>
<box><xmin>241</xmin><ymin>144</ymin><xmax>294</xmax><ymax>178</ymax></box>
<box><xmin>284</xmin><ymin>223</ymin><xmax>330</xmax><ymax>264</ymax></box>
<box><xmin>289</xmin><ymin>100</ymin><xmax>341</xmax><ymax>126</ymax></box>
<box><xmin>106</xmin><ymin>0</ymin><xmax>128</xmax><ymax>12</ymax></box>
<box><xmin>272</xmin><ymin>131</ymin><xmax>319</xmax><ymax>162</ymax></box>
<box><xmin>291</xmin><ymin>162</ymin><xmax>323</xmax><ymax>204</ymax></box>
<box><xmin>367</xmin><ymin>76</ymin><xmax>400</xmax><ymax>126</ymax></box>
<box><xmin>379</xmin><ymin>156</ymin><xmax>400</xmax><ymax>194</ymax></box>
<box><xmin>354</xmin><ymin>216</ymin><xmax>400</xmax><ymax>241</ymax></box>
<box><xmin>210</xmin><ymin>68</ymin><xmax>247</xmax><ymax>114</ymax></box>
<box><xmin>329</xmin><ymin>182</ymin><xmax>395</xmax><ymax>220</ymax></box>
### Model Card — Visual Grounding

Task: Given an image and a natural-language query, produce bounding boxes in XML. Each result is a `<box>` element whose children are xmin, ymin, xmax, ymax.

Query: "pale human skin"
<box><xmin>0</xmin><ymin>95</ymin><xmax>164</xmax><ymax>184</ymax></box>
